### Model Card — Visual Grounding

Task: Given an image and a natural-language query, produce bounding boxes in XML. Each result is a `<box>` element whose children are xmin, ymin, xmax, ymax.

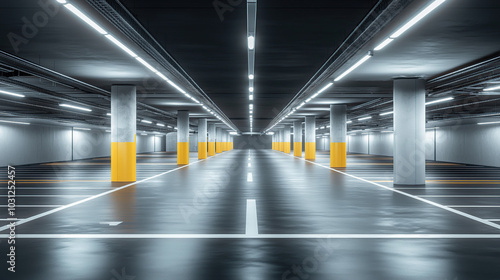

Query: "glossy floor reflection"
<box><xmin>1</xmin><ymin>149</ymin><xmax>500</xmax><ymax>279</ymax></box>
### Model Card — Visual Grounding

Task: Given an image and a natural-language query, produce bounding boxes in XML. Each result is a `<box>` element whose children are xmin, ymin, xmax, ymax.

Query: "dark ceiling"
<box><xmin>0</xmin><ymin>0</ymin><xmax>499</xmax><ymax>135</ymax></box>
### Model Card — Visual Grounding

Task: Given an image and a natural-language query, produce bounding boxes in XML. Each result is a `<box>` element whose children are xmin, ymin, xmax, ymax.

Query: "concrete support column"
<box><xmin>111</xmin><ymin>85</ymin><xmax>136</xmax><ymax>182</ymax></box>
<box><xmin>283</xmin><ymin>126</ymin><xmax>291</xmax><ymax>154</ymax></box>
<box><xmin>177</xmin><ymin>111</ymin><xmax>189</xmax><ymax>165</ymax></box>
<box><xmin>216</xmin><ymin>127</ymin><xmax>223</xmax><ymax>153</ymax></box>
<box><xmin>230</xmin><ymin>135</ymin><xmax>234</xmax><ymax>150</ymax></box>
<box><xmin>330</xmin><ymin>105</ymin><xmax>347</xmax><ymax>167</ymax></box>
<box><xmin>293</xmin><ymin>121</ymin><xmax>302</xmax><ymax>157</ymax></box>
<box><xmin>278</xmin><ymin>129</ymin><xmax>284</xmax><ymax>152</ymax></box>
<box><xmin>272</xmin><ymin>134</ymin><xmax>275</xmax><ymax>150</ymax></box>
<box><xmin>208</xmin><ymin>123</ymin><xmax>216</xmax><ymax>156</ymax></box>
<box><xmin>394</xmin><ymin>79</ymin><xmax>426</xmax><ymax>185</ymax></box>
<box><xmin>305</xmin><ymin>116</ymin><xmax>316</xmax><ymax>160</ymax></box>
<box><xmin>198</xmin><ymin>118</ymin><xmax>207</xmax><ymax>159</ymax></box>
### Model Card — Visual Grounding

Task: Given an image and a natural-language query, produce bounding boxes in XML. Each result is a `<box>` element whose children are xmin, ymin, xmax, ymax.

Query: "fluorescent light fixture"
<box><xmin>380</xmin><ymin>111</ymin><xmax>394</xmax><ymax>116</ymax></box>
<box><xmin>374</xmin><ymin>38</ymin><xmax>394</xmax><ymax>51</ymax></box>
<box><xmin>478</xmin><ymin>121</ymin><xmax>500</xmax><ymax>125</ymax></box>
<box><xmin>57</xmin><ymin>0</ymin><xmax>67</xmax><ymax>3</ymax></box>
<box><xmin>167</xmin><ymin>125</ymin><xmax>173</xmax><ymax>128</ymax></box>
<box><xmin>317</xmin><ymin>82</ymin><xmax>334</xmax><ymax>95</ymax></box>
<box><xmin>0</xmin><ymin>120</ymin><xmax>30</xmax><ymax>125</ymax></box>
<box><xmin>320</xmin><ymin>126</ymin><xmax>325</xmax><ymax>129</ymax></box>
<box><xmin>425</xmin><ymin>97</ymin><xmax>454</xmax><ymax>106</ymax></box>
<box><xmin>60</xmin><ymin>104</ymin><xmax>92</xmax><ymax>112</ymax></box>
<box><xmin>230</xmin><ymin>132</ymin><xmax>238</xmax><ymax>135</ymax></box>
<box><xmin>249</xmin><ymin>95</ymin><xmax>254</xmax><ymax>100</ymax></box>
<box><xmin>484</xmin><ymin>85</ymin><xmax>500</xmax><ymax>92</ymax></box>
<box><xmin>157</xmin><ymin>123</ymin><xmax>165</xmax><ymax>127</ymax></box>
<box><xmin>249</xmin><ymin>74</ymin><xmax>254</xmax><ymax>80</ymax></box>
<box><xmin>249</xmin><ymin>104</ymin><xmax>254</xmax><ymax>110</ymax></box>
<box><xmin>0</xmin><ymin>90</ymin><xmax>25</xmax><ymax>98</ymax></box>
<box><xmin>390</xmin><ymin>0</ymin><xmax>447</xmax><ymax>38</ymax></box>
<box><xmin>64</xmin><ymin>4</ymin><xmax>107</xmax><ymax>35</ymax></box>
<box><xmin>248</xmin><ymin>36</ymin><xmax>255</xmax><ymax>50</ymax></box>
<box><xmin>358</xmin><ymin>116</ymin><xmax>372</xmax><ymax>121</ymax></box>
<box><xmin>136</xmin><ymin>57</ymin><xmax>158</xmax><ymax>73</ymax></box>
<box><xmin>249</xmin><ymin>87</ymin><xmax>254</xmax><ymax>93</ymax></box>
<box><xmin>334</xmin><ymin>52</ymin><xmax>373</xmax><ymax>82</ymax></box>
<box><xmin>190</xmin><ymin>97</ymin><xmax>200</xmax><ymax>103</ymax></box>
<box><xmin>105</xmin><ymin>35</ymin><xmax>137</xmax><ymax>58</ymax></box>
<box><xmin>141</xmin><ymin>120</ymin><xmax>152</xmax><ymax>124</ymax></box>
<box><xmin>141</xmin><ymin>133</ymin><xmax>148</xmax><ymax>136</ymax></box>
<box><xmin>74</xmin><ymin>127</ymin><xmax>91</xmax><ymax>131</ymax></box>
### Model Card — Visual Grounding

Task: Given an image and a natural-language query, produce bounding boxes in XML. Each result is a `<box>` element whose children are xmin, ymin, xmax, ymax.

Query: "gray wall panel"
<box><xmin>73</xmin><ymin>130</ymin><xmax>111</xmax><ymax>160</ymax></box>
<box><xmin>0</xmin><ymin>123</ymin><xmax>72</xmax><ymax>166</ymax></box>
<box><xmin>136</xmin><ymin>135</ymin><xmax>155</xmax><ymax>154</ymax></box>
<box><xmin>234</xmin><ymin>135</ymin><xmax>272</xmax><ymax>149</ymax></box>
<box><xmin>348</xmin><ymin>135</ymin><xmax>369</xmax><ymax>154</ymax></box>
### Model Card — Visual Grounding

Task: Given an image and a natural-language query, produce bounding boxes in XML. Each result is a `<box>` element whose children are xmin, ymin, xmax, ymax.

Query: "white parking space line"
<box><xmin>420</xmin><ymin>195</ymin><xmax>500</xmax><ymax>198</ymax></box>
<box><xmin>247</xmin><ymin>173</ymin><xmax>253</xmax><ymax>182</ymax></box>
<box><xmin>2</xmin><ymin>234</ymin><xmax>500</xmax><ymax>239</ymax></box>
<box><xmin>245</xmin><ymin>199</ymin><xmax>258</xmax><ymax>236</ymax></box>
<box><xmin>287</xmin><ymin>154</ymin><xmax>500</xmax><ymax>231</ymax></box>
<box><xmin>0</xmin><ymin>157</ymin><xmax>211</xmax><ymax>233</ymax></box>
<box><xmin>398</xmin><ymin>188</ymin><xmax>500</xmax><ymax>190</ymax></box>
<box><xmin>486</xmin><ymin>219</ymin><xmax>500</xmax><ymax>222</ymax></box>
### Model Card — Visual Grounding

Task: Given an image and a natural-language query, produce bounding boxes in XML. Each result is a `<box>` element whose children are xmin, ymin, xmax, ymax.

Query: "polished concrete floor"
<box><xmin>1</xmin><ymin>149</ymin><xmax>500</xmax><ymax>279</ymax></box>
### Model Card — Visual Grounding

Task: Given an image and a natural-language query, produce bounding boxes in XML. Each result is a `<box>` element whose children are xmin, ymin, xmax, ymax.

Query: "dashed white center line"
<box><xmin>247</xmin><ymin>173</ymin><xmax>253</xmax><ymax>182</ymax></box>
<box><xmin>245</xmin><ymin>199</ymin><xmax>258</xmax><ymax>236</ymax></box>
<box><xmin>99</xmin><ymin>221</ymin><xmax>123</xmax><ymax>226</ymax></box>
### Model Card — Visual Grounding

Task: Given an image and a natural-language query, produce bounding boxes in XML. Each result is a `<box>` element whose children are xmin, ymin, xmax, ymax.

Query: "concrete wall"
<box><xmin>73</xmin><ymin>130</ymin><xmax>111</xmax><ymax>160</ymax></box>
<box><xmin>234</xmin><ymin>135</ymin><xmax>272</xmax><ymax>149</ymax></box>
<box><xmin>346</xmin><ymin>124</ymin><xmax>500</xmax><ymax>167</ymax></box>
<box><xmin>0</xmin><ymin>123</ymin><xmax>72</xmax><ymax>166</ymax></box>
<box><xmin>436</xmin><ymin>124</ymin><xmax>500</xmax><ymax>167</ymax></box>
<box><xmin>154</xmin><ymin>136</ymin><xmax>165</xmax><ymax>152</ymax></box>
<box><xmin>316</xmin><ymin>137</ymin><xmax>330</xmax><ymax>151</ymax></box>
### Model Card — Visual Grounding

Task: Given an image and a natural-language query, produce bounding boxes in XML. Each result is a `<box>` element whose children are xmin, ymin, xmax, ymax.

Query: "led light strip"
<box><xmin>56</xmin><ymin>1</ymin><xmax>237</xmax><ymax>132</ymax></box>
<box><xmin>265</xmin><ymin>0</ymin><xmax>448</xmax><ymax>134</ymax></box>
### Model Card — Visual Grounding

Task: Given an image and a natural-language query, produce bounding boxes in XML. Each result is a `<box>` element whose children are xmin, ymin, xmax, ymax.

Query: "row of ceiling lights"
<box><xmin>54</xmin><ymin>0</ymin><xmax>237</xmax><ymax>132</ymax></box>
<box><xmin>264</xmin><ymin>0</ymin><xmax>450</xmax><ymax>134</ymax></box>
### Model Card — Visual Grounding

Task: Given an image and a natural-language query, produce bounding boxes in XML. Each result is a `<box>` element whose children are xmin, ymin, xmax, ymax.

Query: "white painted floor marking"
<box><xmin>286</xmin><ymin>154</ymin><xmax>500</xmax><ymax>231</ymax></box>
<box><xmin>419</xmin><ymin>195</ymin><xmax>500</xmax><ymax>198</ymax></box>
<box><xmin>99</xmin><ymin>221</ymin><xmax>123</xmax><ymax>226</ymax></box>
<box><xmin>246</xmin><ymin>199</ymin><xmax>259</xmax><ymax>236</ymax></box>
<box><xmin>2</xmin><ymin>234</ymin><xmax>500</xmax><ymax>239</ymax></box>
<box><xmin>0</xmin><ymin>157</ymin><xmax>211</xmax><ymax>233</ymax></box>
<box><xmin>247</xmin><ymin>173</ymin><xmax>253</xmax><ymax>182</ymax></box>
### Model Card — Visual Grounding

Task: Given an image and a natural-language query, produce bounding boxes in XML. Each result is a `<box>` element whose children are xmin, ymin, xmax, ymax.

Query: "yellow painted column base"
<box><xmin>208</xmin><ymin>142</ymin><xmax>216</xmax><ymax>156</ymax></box>
<box><xmin>293</xmin><ymin>142</ymin><xmax>302</xmax><ymax>157</ymax></box>
<box><xmin>305</xmin><ymin>142</ymin><xmax>316</xmax><ymax>160</ymax></box>
<box><xmin>198</xmin><ymin>142</ymin><xmax>207</xmax><ymax>159</ymax></box>
<box><xmin>272</xmin><ymin>143</ymin><xmax>275</xmax><ymax>150</ymax></box>
<box><xmin>330</xmin><ymin>142</ymin><xmax>347</xmax><ymax>168</ymax></box>
<box><xmin>278</xmin><ymin>142</ymin><xmax>284</xmax><ymax>152</ymax></box>
<box><xmin>177</xmin><ymin>142</ymin><xmax>189</xmax><ymax>165</ymax></box>
<box><xmin>111</xmin><ymin>141</ymin><xmax>136</xmax><ymax>182</ymax></box>
<box><xmin>216</xmin><ymin>142</ymin><xmax>222</xmax><ymax>154</ymax></box>
<box><xmin>284</xmin><ymin>143</ymin><xmax>291</xmax><ymax>154</ymax></box>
